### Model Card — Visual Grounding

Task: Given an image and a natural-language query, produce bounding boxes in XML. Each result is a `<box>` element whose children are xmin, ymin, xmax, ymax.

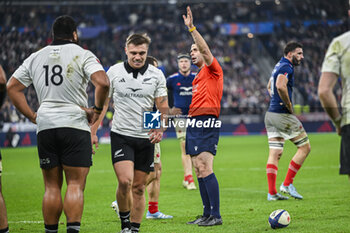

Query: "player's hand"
<box><xmin>183</xmin><ymin>6</ymin><xmax>194</xmax><ymax>29</ymax></box>
<box><xmin>169</xmin><ymin>107</ymin><xmax>182</xmax><ymax>116</ymax></box>
<box><xmin>286</xmin><ymin>102</ymin><xmax>294</xmax><ymax>114</ymax></box>
<box><xmin>336</xmin><ymin>126</ymin><xmax>341</xmax><ymax>136</ymax></box>
<box><xmin>30</xmin><ymin>112</ymin><xmax>37</xmax><ymax>124</ymax></box>
<box><xmin>148</xmin><ymin>129</ymin><xmax>163</xmax><ymax>144</ymax></box>
<box><xmin>333</xmin><ymin>117</ymin><xmax>342</xmax><ymax>136</ymax></box>
<box><xmin>81</xmin><ymin>107</ymin><xmax>100</xmax><ymax>125</ymax></box>
<box><xmin>91</xmin><ymin>134</ymin><xmax>99</xmax><ymax>154</ymax></box>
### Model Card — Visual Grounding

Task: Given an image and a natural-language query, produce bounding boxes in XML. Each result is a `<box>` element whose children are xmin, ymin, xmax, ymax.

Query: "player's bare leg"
<box><xmin>146</xmin><ymin>162</ymin><xmax>173</xmax><ymax>219</ymax></box>
<box><xmin>266</xmin><ymin>137</ymin><xmax>288</xmax><ymax>201</ymax></box>
<box><xmin>280</xmin><ymin>133</ymin><xmax>310</xmax><ymax>199</ymax></box>
<box><xmin>290</xmin><ymin>133</ymin><xmax>311</xmax><ymax>165</ymax></box>
<box><xmin>147</xmin><ymin>163</ymin><xmax>161</xmax><ymax>203</ymax></box>
<box><xmin>63</xmin><ymin>165</ymin><xmax>89</xmax><ymax>224</ymax></box>
<box><xmin>192</xmin><ymin>152</ymin><xmax>213</xmax><ymax>178</ymax></box>
<box><xmin>146</xmin><ymin>171</ymin><xmax>156</xmax><ymax>186</ymax></box>
<box><xmin>0</xmin><ymin>177</ymin><xmax>8</xmax><ymax>231</ymax></box>
<box><xmin>114</xmin><ymin>161</ymin><xmax>134</xmax><ymax>231</ymax></box>
<box><xmin>42</xmin><ymin>166</ymin><xmax>64</xmax><ymax>224</ymax></box>
<box><xmin>267</xmin><ymin>137</ymin><xmax>284</xmax><ymax>166</ymax></box>
<box><xmin>114</xmin><ymin>161</ymin><xmax>134</xmax><ymax>212</ymax></box>
<box><xmin>131</xmin><ymin>170</ymin><xmax>148</xmax><ymax>222</ymax></box>
<box><xmin>130</xmin><ymin>169</ymin><xmax>148</xmax><ymax>231</ymax></box>
<box><xmin>181</xmin><ymin>140</ymin><xmax>196</xmax><ymax>189</ymax></box>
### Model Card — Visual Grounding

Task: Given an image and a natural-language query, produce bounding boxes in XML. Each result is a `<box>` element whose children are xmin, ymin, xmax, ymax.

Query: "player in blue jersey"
<box><xmin>167</xmin><ymin>53</ymin><xmax>197</xmax><ymax>190</ymax></box>
<box><xmin>264</xmin><ymin>42</ymin><xmax>311</xmax><ymax>201</ymax></box>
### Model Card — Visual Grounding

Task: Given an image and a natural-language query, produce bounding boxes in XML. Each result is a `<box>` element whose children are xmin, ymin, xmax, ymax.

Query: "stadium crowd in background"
<box><xmin>0</xmin><ymin>0</ymin><xmax>348</xmax><ymax>125</ymax></box>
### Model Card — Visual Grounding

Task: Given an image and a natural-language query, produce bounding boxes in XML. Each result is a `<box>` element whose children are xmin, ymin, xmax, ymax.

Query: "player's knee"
<box><xmin>196</xmin><ymin>163</ymin><xmax>212</xmax><ymax>177</ymax></box>
<box><xmin>299</xmin><ymin>142</ymin><xmax>311</xmax><ymax>156</ymax></box>
<box><xmin>118</xmin><ymin>177</ymin><xmax>133</xmax><ymax>192</ymax></box>
<box><xmin>155</xmin><ymin>164</ymin><xmax>162</xmax><ymax>178</ymax></box>
<box><xmin>147</xmin><ymin>171</ymin><xmax>156</xmax><ymax>184</ymax></box>
<box><xmin>132</xmin><ymin>183</ymin><xmax>146</xmax><ymax>197</ymax></box>
<box><xmin>269</xmin><ymin>149</ymin><xmax>283</xmax><ymax>161</ymax></box>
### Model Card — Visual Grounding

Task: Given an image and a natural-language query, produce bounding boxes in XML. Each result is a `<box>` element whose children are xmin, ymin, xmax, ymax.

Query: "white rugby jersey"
<box><xmin>12</xmin><ymin>41</ymin><xmax>104</xmax><ymax>133</ymax></box>
<box><xmin>107</xmin><ymin>61</ymin><xmax>167</xmax><ymax>138</ymax></box>
<box><xmin>322</xmin><ymin>31</ymin><xmax>350</xmax><ymax>127</ymax></box>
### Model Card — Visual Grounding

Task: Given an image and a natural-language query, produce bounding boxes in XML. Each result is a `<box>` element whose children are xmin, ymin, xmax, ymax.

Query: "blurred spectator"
<box><xmin>0</xmin><ymin>0</ymin><xmax>347</xmax><ymax>122</ymax></box>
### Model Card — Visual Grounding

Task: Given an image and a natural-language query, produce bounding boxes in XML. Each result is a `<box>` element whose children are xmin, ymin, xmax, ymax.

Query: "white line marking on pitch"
<box><xmin>8</xmin><ymin>220</ymin><xmax>44</xmax><ymax>224</ymax></box>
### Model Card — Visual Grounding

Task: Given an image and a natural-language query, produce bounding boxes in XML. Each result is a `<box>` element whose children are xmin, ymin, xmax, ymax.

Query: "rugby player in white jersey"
<box><xmin>91</xmin><ymin>34</ymin><xmax>168</xmax><ymax>233</ymax></box>
<box><xmin>7</xmin><ymin>16</ymin><xmax>109</xmax><ymax>233</ymax></box>
<box><xmin>319</xmin><ymin>3</ymin><xmax>350</xmax><ymax>181</ymax></box>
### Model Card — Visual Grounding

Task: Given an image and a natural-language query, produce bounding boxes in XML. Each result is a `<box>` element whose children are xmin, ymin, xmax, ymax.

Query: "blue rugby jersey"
<box><xmin>268</xmin><ymin>57</ymin><xmax>294</xmax><ymax>114</ymax></box>
<box><xmin>166</xmin><ymin>72</ymin><xmax>196</xmax><ymax>115</ymax></box>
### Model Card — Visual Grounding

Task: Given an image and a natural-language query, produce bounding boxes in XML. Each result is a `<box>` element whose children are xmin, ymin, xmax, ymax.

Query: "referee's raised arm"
<box><xmin>183</xmin><ymin>6</ymin><xmax>213</xmax><ymax>66</ymax></box>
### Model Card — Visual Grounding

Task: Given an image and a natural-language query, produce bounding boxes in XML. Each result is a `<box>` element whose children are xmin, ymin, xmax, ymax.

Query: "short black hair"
<box><xmin>284</xmin><ymin>41</ymin><xmax>303</xmax><ymax>56</ymax></box>
<box><xmin>126</xmin><ymin>33</ymin><xmax>151</xmax><ymax>47</ymax></box>
<box><xmin>52</xmin><ymin>15</ymin><xmax>77</xmax><ymax>40</ymax></box>
<box><xmin>146</xmin><ymin>56</ymin><xmax>158</xmax><ymax>67</ymax></box>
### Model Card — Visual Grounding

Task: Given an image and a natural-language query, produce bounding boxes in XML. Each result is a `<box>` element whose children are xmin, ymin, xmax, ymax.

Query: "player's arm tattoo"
<box><xmin>159</xmin><ymin>96</ymin><xmax>167</xmax><ymax>103</ymax></box>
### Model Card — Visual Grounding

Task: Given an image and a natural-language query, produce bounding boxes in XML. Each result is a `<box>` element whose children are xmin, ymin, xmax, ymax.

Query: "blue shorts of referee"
<box><xmin>185</xmin><ymin>115</ymin><xmax>220</xmax><ymax>156</ymax></box>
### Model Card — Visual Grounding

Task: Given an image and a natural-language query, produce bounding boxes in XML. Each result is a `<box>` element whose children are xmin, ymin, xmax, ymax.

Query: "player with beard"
<box><xmin>265</xmin><ymin>41</ymin><xmax>311</xmax><ymax>201</ymax></box>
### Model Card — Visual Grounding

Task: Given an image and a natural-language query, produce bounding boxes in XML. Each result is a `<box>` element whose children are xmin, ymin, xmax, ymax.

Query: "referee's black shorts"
<box><xmin>37</xmin><ymin>127</ymin><xmax>92</xmax><ymax>169</ymax></box>
<box><xmin>340</xmin><ymin>124</ymin><xmax>350</xmax><ymax>175</ymax></box>
<box><xmin>110</xmin><ymin>132</ymin><xmax>154</xmax><ymax>173</ymax></box>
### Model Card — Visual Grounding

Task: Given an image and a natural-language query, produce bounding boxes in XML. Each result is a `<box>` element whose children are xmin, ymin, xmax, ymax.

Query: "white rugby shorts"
<box><xmin>264</xmin><ymin>111</ymin><xmax>306</xmax><ymax>140</ymax></box>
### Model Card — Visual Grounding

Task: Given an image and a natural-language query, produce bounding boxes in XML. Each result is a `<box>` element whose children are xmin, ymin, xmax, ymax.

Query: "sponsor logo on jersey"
<box><xmin>116</xmin><ymin>87</ymin><xmax>144</xmax><ymax>98</ymax></box>
<box><xmin>179</xmin><ymin>86</ymin><xmax>193</xmax><ymax>96</ymax></box>
<box><xmin>117</xmin><ymin>92</ymin><xmax>144</xmax><ymax>98</ymax></box>
<box><xmin>40</xmin><ymin>158</ymin><xmax>51</xmax><ymax>165</ymax></box>
<box><xmin>143</xmin><ymin>110</ymin><xmax>161</xmax><ymax>129</ymax></box>
<box><xmin>119</xmin><ymin>78</ymin><xmax>125</xmax><ymax>82</ymax></box>
<box><xmin>127</xmin><ymin>87</ymin><xmax>142</xmax><ymax>92</ymax></box>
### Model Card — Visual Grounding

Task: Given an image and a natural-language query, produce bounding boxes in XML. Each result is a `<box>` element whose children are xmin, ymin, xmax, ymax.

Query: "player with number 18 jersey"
<box><xmin>12</xmin><ymin>42</ymin><xmax>104</xmax><ymax>133</ymax></box>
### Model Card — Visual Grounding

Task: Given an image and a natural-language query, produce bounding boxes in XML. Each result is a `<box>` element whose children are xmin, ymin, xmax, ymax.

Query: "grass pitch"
<box><xmin>1</xmin><ymin>133</ymin><xmax>350</xmax><ymax>232</ymax></box>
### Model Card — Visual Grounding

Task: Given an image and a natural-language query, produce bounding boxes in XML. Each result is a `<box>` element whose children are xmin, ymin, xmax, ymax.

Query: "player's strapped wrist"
<box><xmin>331</xmin><ymin>115</ymin><xmax>342</xmax><ymax>127</ymax></box>
<box><xmin>93</xmin><ymin>105</ymin><xmax>103</xmax><ymax>114</ymax></box>
<box><xmin>188</xmin><ymin>26</ymin><xmax>196</xmax><ymax>32</ymax></box>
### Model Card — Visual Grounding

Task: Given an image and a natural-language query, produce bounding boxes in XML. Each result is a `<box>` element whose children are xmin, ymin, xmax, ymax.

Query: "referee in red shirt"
<box><xmin>183</xmin><ymin>6</ymin><xmax>223</xmax><ymax>226</ymax></box>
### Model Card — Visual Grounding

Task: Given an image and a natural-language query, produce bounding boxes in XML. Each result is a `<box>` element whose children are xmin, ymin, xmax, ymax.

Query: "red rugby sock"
<box><xmin>283</xmin><ymin>160</ymin><xmax>301</xmax><ymax>186</ymax></box>
<box><xmin>266</xmin><ymin>164</ymin><xmax>278</xmax><ymax>195</ymax></box>
<box><xmin>148</xmin><ymin>202</ymin><xmax>158</xmax><ymax>214</ymax></box>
